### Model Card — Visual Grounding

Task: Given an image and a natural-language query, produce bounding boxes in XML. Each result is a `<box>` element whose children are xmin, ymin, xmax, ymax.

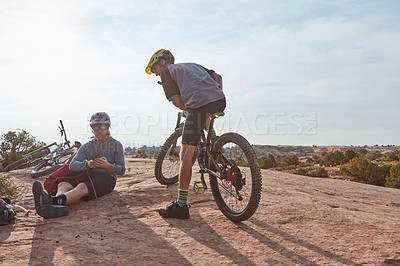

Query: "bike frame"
<box><xmin>22</xmin><ymin>142</ymin><xmax>56</xmax><ymax>165</ymax></box>
<box><xmin>41</xmin><ymin>120</ymin><xmax>73</xmax><ymax>160</ymax></box>
<box><xmin>23</xmin><ymin>120</ymin><xmax>69</xmax><ymax>162</ymax></box>
<box><xmin>172</xmin><ymin>112</ymin><xmax>234</xmax><ymax>192</ymax></box>
<box><xmin>20</xmin><ymin>120</ymin><xmax>71</xmax><ymax>166</ymax></box>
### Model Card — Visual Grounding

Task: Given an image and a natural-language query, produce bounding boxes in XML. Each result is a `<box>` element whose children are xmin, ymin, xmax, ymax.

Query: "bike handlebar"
<box><xmin>59</xmin><ymin>120</ymin><xmax>69</xmax><ymax>145</ymax></box>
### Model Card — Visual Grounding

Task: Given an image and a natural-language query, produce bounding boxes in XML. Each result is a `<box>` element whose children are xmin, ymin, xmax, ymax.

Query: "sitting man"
<box><xmin>32</xmin><ymin>112</ymin><xmax>125</xmax><ymax>218</ymax></box>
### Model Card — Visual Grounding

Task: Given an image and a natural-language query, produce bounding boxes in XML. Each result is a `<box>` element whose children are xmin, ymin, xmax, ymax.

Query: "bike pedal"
<box><xmin>193</xmin><ymin>181</ymin><xmax>206</xmax><ymax>194</ymax></box>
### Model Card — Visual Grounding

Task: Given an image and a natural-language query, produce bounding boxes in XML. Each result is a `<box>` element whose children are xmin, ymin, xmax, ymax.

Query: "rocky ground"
<box><xmin>1</xmin><ymin>158</ymin><xmax>400</xmax><ymax>265</ymax></box>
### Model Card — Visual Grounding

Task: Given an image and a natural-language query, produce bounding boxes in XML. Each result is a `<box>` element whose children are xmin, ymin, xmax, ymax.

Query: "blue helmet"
<box><xmin>90</xmin><ymin>112</ymin><xmax>111</xmax><ymax>126</ymax></box>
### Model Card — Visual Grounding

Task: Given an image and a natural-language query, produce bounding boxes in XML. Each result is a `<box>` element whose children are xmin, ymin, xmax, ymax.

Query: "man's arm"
<box><xmin>213</xmin><ymin>73</ymin><xmax>223</xmax><ymax>90</ymax></box>
<box><xmin>171</xmin><ymin>96</ymin><xmax>187</xmax><ymax>112</ymax></box>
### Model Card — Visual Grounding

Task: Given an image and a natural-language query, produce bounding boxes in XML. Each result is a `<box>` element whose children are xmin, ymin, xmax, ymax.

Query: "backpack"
<box><xmin>44</xmin><ymin>163</ymin><xmax>89</xmax><ymax>196</ymax></box>
<box><xmin>0</xmin><ymin>198</ymin><xmax>16</xmax><ymax>225</ymax></box>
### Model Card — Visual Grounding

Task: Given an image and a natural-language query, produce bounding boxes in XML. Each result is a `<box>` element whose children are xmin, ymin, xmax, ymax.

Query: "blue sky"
<box><xmin>0</xmin><ymin>0</ymin><xmax>399</xmax><ymax>148</ymax></box>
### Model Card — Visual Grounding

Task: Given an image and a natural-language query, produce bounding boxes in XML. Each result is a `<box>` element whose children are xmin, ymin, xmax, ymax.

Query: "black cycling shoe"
<box><xmin>36</xmin><ymin>204</ymin><xmax>70</xmax><ymax>219</ymax></box>
<box><xmin>158</xmin><ymin>201</ymin><xmax>190</xmax><ymax>219</ymax></box>
<box><xmin>32</xmin><ymin>181</ymin><xmax>51</xmax><ymax>209</ymax></box>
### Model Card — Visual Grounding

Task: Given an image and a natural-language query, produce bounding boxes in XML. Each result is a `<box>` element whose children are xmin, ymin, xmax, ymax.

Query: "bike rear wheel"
<box><xmin>209</xmin><ymin>132</ymin><xmax>262</xmax><ymax>222</ymax></box>
<box><xmin>30</xmin><ymin>149</ymin><xmax>76</xmax><ymax>178</ymax></box>
<box><xmin>154</xmin><ymin>130</ymin><xmax>182</xmax><ymax>185</ymax></box>
<box><xmin>4</xmin><ymin>149</ymin><xmax>50</xmax><ymax>172</ymax></box>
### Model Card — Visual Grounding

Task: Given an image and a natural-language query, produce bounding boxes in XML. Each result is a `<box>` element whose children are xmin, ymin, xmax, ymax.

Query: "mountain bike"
<box><xmin>155</xmin><ymin>112</ymin><xmax>262</xmax><ymax>222</ymax></box>
<box><xmin>3</xmin><ymin>144</ymin><xmax>52</xmax><ymax>172</ymax></box>
<box><xmin>30</xmin><ymin>120</ymin><xmax>81</xmax><ymax>178</ymax></box>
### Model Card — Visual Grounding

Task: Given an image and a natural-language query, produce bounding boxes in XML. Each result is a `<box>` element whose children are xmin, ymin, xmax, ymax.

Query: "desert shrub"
<box><xmin>293</xmin><ymin>166</ymin><xmax>329</xmax><ymax>178</ymax></box>
<box><xmin>368</xmin><ymin>164</ymin><xmax>391</xmax><ymax>186</ymax></box>
<box><xmin>340</xmin><ymin>158</ymin><xmax>390</xmax><ymax>186</ymax></box>
<box><xmin>340</xmin><ymin>158</ymin><xmax>370</xmax><ymax>181</ymax></box>
<box><xmin>305</xmin><ymin>157</ymin><xmax>314</xmax><ymax>164</ymax></box>
<box><xmin>234</xmin><ymin>157</ymin><xmax>249</xmax><ymax>167</ymax></box>
<box><xmin>257</xmin><ymin>154</ymin><xmax>276</xmax><ymax>169</ymax></box>
<box><xmin>382</xmin><ymin>151</ymin><xmax>400</xmax><ymax>162</ymax></box>
<box><xmin>365</xmin><ymin>151</ymin><xmax>382</xmax><ymax>161</ymax></box>
<box><xmin>267</xmin><ymin>154</ymin><xmax>276</xmax><ymax>166</ymax></box>
<box><xmin>278</xmin><ymin>155</ymin><xmax>299</xmax><ymax>167</ymax></box>
<box><xmin>312</xmin><ymin>154</ymin><xmax>322</xmax><ymax>165</ymax></box>
<box><xmin>344</xmin><ymin>149</ymin><xmax>357</xmax><ymax>162</ymax></box>
<box><xmin>358</xmin><ymin>148</ymin><xmax>368</xmax><ymax>156</ymax></box>
<box><xmin>293</xmin><ymin>167</ymin><xmax>308</xmax><ymax>176</ymax></box>
<box><xmin>320</xmin><ymin>151</ymin><xmax>345</xmax><ymax>167</ymax></box>
<box><xmin>135</xmin><ymin>149</ymin><xmax>148</xmax><ymax>158</ymax></box>
<box><xmin>309</xmin><ymin>167</ymin><xmax>329</xmax><ymax>178</ymax></box>
<box><xmin>0</xmin><ymin>173</ymin><xmax>19</xmax><ymax>199</ymax></box>
<box><xmin>386</xmin><ymin>163</ymin><xmax>400</xmax><ymax>189</ymax></box>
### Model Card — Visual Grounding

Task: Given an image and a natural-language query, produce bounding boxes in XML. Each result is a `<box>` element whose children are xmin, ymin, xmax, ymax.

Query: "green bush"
<box><xmin>0</xmin><ymin>174</ymin><xmax>19</xmax><ymax>199</ymax></box>
<box><xmin>234</xmin><ymin>157</ymin><xmax>249</xmax><ymax>167</ymax></box>
<box><xmin>1</xmin><ymin>129</ymin><xmax>46</xmax><ymax>165</ymax></box>
<box><xmin>305</xmin><ymin>157</ymin><xmax>314</xmax><ymax>164</ymax></box>
<box><xmin>344</xmin><ymin>149</ymin><xmax>357</xmax><ymax>162</ymax></box>
<box><xmin>358</xmin><ymin>148</ymin><xmax>368</xmax><ymax>156</ymax></box>
<box><xmin>257</xmin><ymin>154</ymin><xmax>276</xmax><ymax>169</ymax></box>
<box><xmin>321</xmin><ymin>150</ymin><xmax>345</xmax><ymax>167</ymax></box>
<box><xmin>386</xmin><ymin>163</ymin><xmax>400</xmax><ymax>189</ymax></box>
<box><xmin>365</xmin><ymin>151</ymin><xmax>382</xmax><ymax>161</ymax></box>
<box><xmin>310</xmin><ymin>167</ymin><xmax>329</xmax><ymax>178</ymax></box>
<box><xmin>312</xmin><ymin>154</ymin><xmax>322</xmax><ymax>165</ymax></box>
<box><xmin>382</xmin><ymin>151</ymin><xmax>400</xmax><ymax>162</ymax></box>
<box><xmin>293</xmin><ymin>167</ymin><xmax>309</xmax><ymax>176</ymax></box>
<box><xmin>293</xmin><ymin>166</ymin><xmax>329</xmax><ymax>178</ymax></box>
<box><xmin>278</xmin><ymin>155</ymin><xmax>299</xmax><ymax>167</ymax></box>
<box><xmin>135</xmin><ymin>149</ymin><xmax>148</xmax><ymax>158</ymax></box>
<box><xmin>340</xmin><ymin>158</ymin><xmax>390</xmax><ymax>186</ymax></box>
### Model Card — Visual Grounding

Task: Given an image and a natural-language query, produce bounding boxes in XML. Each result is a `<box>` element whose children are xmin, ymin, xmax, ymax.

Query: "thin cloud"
<box><xmin>0</xmin><ymin>1</ymin><xmax>399</xmax><ymax>147</ymax></box>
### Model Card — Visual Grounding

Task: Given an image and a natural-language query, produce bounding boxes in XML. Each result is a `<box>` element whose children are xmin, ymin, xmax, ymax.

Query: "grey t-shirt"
<box><xmin>160</xmin><ymin>62</ymin><xmax>225</xmax><ymax>109</ymax></box>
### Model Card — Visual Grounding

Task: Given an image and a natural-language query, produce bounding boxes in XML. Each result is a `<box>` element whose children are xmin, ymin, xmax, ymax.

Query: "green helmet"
<box><xmin>145</xmin><ymin>49</ymin><xmax>175</xmax><ymax>75</ymax></box>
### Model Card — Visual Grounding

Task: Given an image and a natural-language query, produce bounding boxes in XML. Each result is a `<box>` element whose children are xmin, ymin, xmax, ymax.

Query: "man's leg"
<box><xmin>176</xmin><ymin>144</ymin><xmax>196</xmax><ymax>207</ymax></box>
<box><xmin>51</xmin><ymin>182</ymin><xmax>88</xmax><ymax>205</ymax></box>
<box><xmin>56</xmin><ymin>182</ymin><xmax>74</xmax><ymax>196</ymax></box>
<box><xmin>33</xmin><ymin>181</ymin><xmax>70</xmax><ymax>219</ymax></box>
<box><xmin>62</xmin><ymin>183</ymin><xmax>89</xmax><ymax>205</ymax></box>
<box><xmin>34</xmin><ymin>182</ymin><xmax>88</xmax><ymax>219</ymax></box>
<box><xmin>178</xmin><ymin>144</ymin><xmax>196</xmax><ymax>190</ymax></box>
<box><xmin>158</xmin><ymin>145</ymin><xmax>195</xmax><ymax>219</ymax></box>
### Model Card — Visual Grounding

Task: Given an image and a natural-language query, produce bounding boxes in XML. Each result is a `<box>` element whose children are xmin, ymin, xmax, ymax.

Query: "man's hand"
<box><xmin>171</xmin><ymin>96</ymin><xmax>187</xmax><ymax>112</ymax></box>
<box><xmin>87</xmin><ymin>157</ymin><xmax>114</xmax><ymax>172</ymax></box>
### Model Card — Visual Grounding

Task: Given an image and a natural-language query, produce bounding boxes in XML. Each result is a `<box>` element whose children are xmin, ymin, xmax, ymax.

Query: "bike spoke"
<box><xmin>214</xmin><ymin>141</ymin><xmax>254</xmax><ymax>213</ymax></box>
<box><xmin>161</xmin><ymin>138</ymin><xmax>182</xmax><ymax>181</ymax></box>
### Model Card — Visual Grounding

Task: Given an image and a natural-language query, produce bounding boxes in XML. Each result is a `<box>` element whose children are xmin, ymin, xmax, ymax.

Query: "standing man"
<box><xmin>146</xmin><ymin>49</ymin><xmax>226</xmax><ymax>219</ymax></box>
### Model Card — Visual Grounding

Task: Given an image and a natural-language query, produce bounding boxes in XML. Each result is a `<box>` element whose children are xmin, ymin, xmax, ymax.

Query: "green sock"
<box><xmin>177</xmin><ymin>189</ymin><xmax>188</xmax><ymax>207</ymax></box>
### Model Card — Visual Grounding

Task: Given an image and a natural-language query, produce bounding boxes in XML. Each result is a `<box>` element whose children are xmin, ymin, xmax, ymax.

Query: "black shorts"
<box><xmin>71</xmin><ymin>168</ymin><xmax>116</xmax><ymax>201</ymax></box>
<box><xmin>182</xmin><ymin>98</ymin><xmax>226</xmax><ymax>146</ymax></box>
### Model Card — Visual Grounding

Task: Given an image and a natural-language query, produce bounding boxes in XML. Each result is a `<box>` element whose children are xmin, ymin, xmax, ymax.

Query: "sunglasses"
<box><xmin>93</xmin><ymin>126</ymin><xmax>108</xmax><ymax>131</ymax></box>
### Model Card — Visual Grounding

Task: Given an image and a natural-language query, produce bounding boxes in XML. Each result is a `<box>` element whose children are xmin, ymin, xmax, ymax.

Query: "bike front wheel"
<box><xmin>30</xmin><ymin>149</ymin><xmax>76</xmax><ymax>178</ymax></box>
<box><xmin>210</xmin><ymin>132</ymin><xmax>262</xmax><ymax>222</ymax></box>
<box><xmin>154</xmin><ymin>130</ymin><xmax>182</xmax><ymax>185</ymax></box>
